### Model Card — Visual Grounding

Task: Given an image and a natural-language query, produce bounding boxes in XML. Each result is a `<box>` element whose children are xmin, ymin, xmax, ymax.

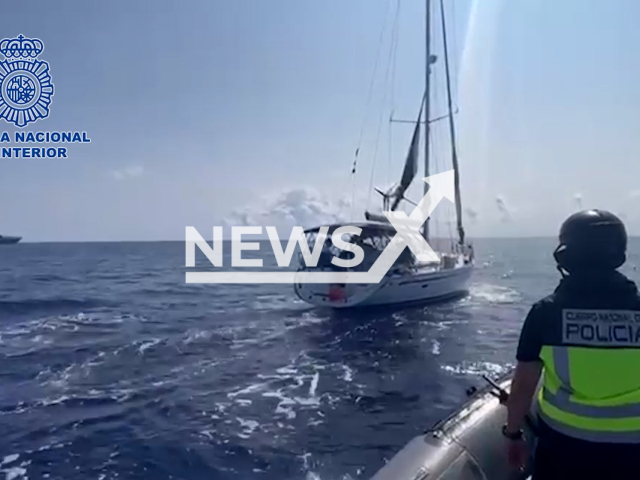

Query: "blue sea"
<box><xmin>2</xmin><ymin>239</ymin><xmax>640</xmax><ymax>480</ymax></box>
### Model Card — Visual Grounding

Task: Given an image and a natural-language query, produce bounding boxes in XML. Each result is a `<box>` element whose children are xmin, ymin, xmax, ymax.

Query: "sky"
<box><xmin>0</xmin><ymin>0</ymin><xmax>639</xmax><ymax>241</ymax></box>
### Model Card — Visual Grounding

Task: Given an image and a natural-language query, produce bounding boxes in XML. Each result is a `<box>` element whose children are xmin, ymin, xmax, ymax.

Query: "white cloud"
<box><xmin>223</xmin><ymin>187</ymin><xmax>369</xmax><ymax>236</ymax></box>
<box><xmin>111</xmin><ymin>165</ymin><xmax>144</xmax><ymax>180</ymax></box>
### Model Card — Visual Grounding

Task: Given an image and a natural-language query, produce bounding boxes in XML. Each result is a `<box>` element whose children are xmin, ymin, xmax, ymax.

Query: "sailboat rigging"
<box><xmin>374</xmin><ymin>94</ymin><xmax>424</xmax><ymax>212</ymax></box>
<box><xmin>294</xmin><ymin>0</ymin><xmax>474</xmax><ymax>309</ymax></box>
<box><xmin>439</xmin><ymin>0</ymin><xmax>465</xmax><ymax>246</ymax></box>
<box><xmin>423</xmin><ymin>0</ymin><xmax>433</xmax><ymax>241</ymax></box>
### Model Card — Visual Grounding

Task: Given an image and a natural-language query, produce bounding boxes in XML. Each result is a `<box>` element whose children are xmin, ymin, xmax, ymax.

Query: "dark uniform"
<box><xmin>515</xmin><ymin>210</ymin><xmax>640</xmax><ymax>479</ymax></box>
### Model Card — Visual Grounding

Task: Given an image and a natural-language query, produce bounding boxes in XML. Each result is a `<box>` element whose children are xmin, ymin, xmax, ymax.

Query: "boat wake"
<box><xmin>468</xmin><ymin>283</ymin><xmax>522</xmax><ymax>304</ymax></box>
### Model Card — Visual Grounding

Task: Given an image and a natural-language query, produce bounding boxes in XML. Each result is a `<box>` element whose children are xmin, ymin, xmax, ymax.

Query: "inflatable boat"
<box><xmin>369</xmin><ymin>373</ymin><xmax>539</xmax><ymax>480</ymax></box>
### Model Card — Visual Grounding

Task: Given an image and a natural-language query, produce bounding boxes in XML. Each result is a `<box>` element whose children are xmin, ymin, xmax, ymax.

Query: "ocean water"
<box><xmin>2</xmin><ymin>238</ymin><xmax>640</xmax><ymax>480</ymax></box>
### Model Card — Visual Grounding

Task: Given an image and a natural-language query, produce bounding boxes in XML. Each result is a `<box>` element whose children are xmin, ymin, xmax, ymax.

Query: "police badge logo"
<box><xmin>0</xmin><ymin>34</ymin><xmax>54</xmax><ymax>128</ymax></box>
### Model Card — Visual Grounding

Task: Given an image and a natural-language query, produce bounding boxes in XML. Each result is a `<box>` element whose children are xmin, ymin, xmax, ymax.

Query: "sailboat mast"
<box><xmin>423</xmin><ymin>0</ymin><xmax>432</xmax><ymax>241</ymax></box>
<box><xmin>439</xmin><ymin>0</ymin><xmax>465</xmax><ymax>246</ymax></box>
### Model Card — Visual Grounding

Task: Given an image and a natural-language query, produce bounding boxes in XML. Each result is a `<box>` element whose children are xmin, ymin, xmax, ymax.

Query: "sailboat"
<box><xmin>294</xmin><ymin>0</ymin><xmax>473</xmax><ymax>308</ymax></box>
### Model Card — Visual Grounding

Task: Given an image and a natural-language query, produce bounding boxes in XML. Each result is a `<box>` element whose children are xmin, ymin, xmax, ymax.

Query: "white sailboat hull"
<box><xmin>294</xmin><ymin>263</ymin><xmax>473</xmax><ymax>309</ymax></box>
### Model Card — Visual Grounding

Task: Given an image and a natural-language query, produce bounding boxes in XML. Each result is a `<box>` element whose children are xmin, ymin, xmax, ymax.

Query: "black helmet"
<box><xmin>553</xmin><ymin>209</ymin><xmax>627</xmax><ymax>273</ymax></box>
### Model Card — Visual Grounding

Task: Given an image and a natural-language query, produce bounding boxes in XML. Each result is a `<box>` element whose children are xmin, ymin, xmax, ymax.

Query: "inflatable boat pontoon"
<box><xmin>369</xmin><ymin>373</ymin><xmax>538</xmax><ymax>480</ymax></box>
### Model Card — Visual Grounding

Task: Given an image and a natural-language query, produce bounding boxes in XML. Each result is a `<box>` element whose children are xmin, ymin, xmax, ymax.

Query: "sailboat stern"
<box><xmin>294</xmin><ymin>280</ymin><xmax>385</xmax><ymax>309</ymax></box>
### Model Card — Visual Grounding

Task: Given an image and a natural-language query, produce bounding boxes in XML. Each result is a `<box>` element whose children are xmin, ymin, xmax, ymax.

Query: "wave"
<box><xmin>441</xmin><ymin>361</ymin><xmax>513</xmax><ymax>377</ymax></box>
<box><xmin>29</xmin><ymin>273</ymin><xmax>83</xmax><ymax>283</ymax></box>
<box><xmin>0</xmin><ymin>298</ymin><xmax>108</xmax><ymax>316</ymax></box>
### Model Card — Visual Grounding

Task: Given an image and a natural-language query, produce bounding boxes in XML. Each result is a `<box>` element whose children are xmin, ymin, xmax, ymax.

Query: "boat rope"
<box><xmin>424</xmin><ymin>0</ymin><xmax>458</xmax><ymax>248</ymax></box>
<box><xmin>447</xmin><ymin>0</ymin><xmax>459</xmax><ymax>247</ymax></box>
<box><xmin>450</xmin><ymin>0</ymin><xmax>462</xmax><ymax>245</ymax></box>
<box><xmin>450</xmin><ymin>0</ymin><xmax>460</xmax><ymax>111</ymax></box>
<box><xmin>387</xmin><ymin>0</ymin><xmax>401</xmax><ymax>187</ymax></box>
<box><xmin>430</xmin><ymin>31</ymin><xmax>442</xmax><ymax>244</ymax></box>
<box><xmin>346</xmin><ymin>0</ymin><xmax>396</xmax><ymax>222</ymax></box>
<box><xmin>366</xmin><ymin>0</ymin><xmax>401</xmax><ymax>212</ymax></box>
<box><xmin>430</xmin><ymin>119</ymin><xmax>441</xmax><ymax>242</ymax></box>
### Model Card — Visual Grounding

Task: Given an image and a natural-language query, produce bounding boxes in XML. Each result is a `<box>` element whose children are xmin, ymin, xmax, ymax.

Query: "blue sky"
<box><xmin>0</xmin><ymin>0</ymin><xmax>639</xmax><ymax>241</ymax></box>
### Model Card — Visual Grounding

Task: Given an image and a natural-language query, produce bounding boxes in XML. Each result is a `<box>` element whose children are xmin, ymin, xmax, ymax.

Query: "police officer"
<box><xmin>504</xmin><ymin>210</ymin><xmax>640</xmax><ymax>479</ymax></box>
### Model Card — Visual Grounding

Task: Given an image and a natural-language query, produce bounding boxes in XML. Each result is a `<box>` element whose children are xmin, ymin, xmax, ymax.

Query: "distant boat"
<box><xmin>0</xmin><ymin>235</ymin><xmax>21</xmax><ymax>245</ymax></box>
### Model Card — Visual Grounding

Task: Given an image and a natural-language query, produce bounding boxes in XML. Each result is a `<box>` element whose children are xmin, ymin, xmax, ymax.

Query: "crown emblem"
<box><xmin>0</xmin><ymin>34</ymin><xmax>53</xmax><ymax>127</ymax></box>
<box><xmin>0</xmin><ymin>34</ymin><xmax>44</xmax><ymax>61</ymax></box>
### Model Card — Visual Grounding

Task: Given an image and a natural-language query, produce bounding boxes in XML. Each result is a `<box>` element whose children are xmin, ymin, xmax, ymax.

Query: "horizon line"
<box><xmin>11</xmin><ymin>235</ymin><xmax>639</xmax><ymax>244</ymax></box>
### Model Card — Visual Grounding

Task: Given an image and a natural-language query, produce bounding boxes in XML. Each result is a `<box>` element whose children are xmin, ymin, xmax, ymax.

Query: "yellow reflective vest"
<box><xmin>537</xmin><ymin>308</ymin><xmax>640</xmax><ymax>443</ymax></box>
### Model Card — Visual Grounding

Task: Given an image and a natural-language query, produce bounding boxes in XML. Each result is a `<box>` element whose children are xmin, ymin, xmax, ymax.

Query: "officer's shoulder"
<box><xmin>527</xmin><ymin>294</ymin><xmax>558</xmax><ymax>317</ymax></box>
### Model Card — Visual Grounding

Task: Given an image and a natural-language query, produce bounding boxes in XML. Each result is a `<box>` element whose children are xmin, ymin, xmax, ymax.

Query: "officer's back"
<box><xmin>506</xmin><ymin>210</ymin><xmax>640</xmax><ymax>480</ymax></box>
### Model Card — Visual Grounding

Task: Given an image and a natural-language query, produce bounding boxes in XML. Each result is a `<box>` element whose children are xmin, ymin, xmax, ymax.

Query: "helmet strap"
<box><xmin>557</xmin><ymin>264</ymin><xmax>568</xmax><ymax>278</ymax></box>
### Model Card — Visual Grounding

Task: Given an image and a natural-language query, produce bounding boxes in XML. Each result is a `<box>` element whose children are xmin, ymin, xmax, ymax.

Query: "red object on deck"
<box><xmin>328</xmin><ymin>285</ymin><xmax>346</xmax><ymax>302</ymax></box>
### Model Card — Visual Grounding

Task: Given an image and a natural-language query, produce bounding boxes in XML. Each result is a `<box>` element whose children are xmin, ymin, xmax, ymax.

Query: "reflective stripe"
<box><xmin>546</xmin><ymin>345</ymin><xmax>640</xmax><ymax>416</ymax></box>
<box><xmin>539</xmin><ymin>410</ymin><xmax>640</xmax><ymax>443</ymax></box>
<box><xmin>542</xmin><ymin>387</ymin><xmax>640</xmax><ymax>418</ymax></box>
<box><xmin>550</xmin><ymin>345</ymin><xmax>574</xmax><ymax>408</ymax></box>
<box><xmin>552</xmin><ymin>346</ymin><xmax>571</xmax><ymax>386</ymax></box>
